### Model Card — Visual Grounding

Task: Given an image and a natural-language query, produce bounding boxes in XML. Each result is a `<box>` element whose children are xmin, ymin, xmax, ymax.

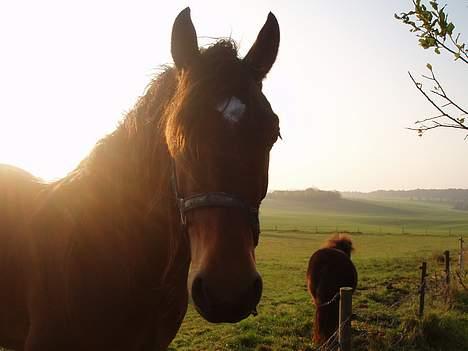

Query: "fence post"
<box><xmin>339</xmin><ymin>287</ymin><xmax>353</xmax><ymax>351</ymax></box>
<box><xmin>419</xmin><ymin>262</ymin><xmax>427</xmax><ymax>318</ymax></box>
<box><xmin>459</xmin><ymin>237</ymin><xmax>465</xmax><ymax>275</ymax></box>
<box><xmin>444</xmin><ymin>250</ymin><xmax>450</xmax><ymax>286</ymax></box>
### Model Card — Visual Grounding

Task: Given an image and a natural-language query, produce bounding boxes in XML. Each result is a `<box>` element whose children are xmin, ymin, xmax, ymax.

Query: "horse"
<box><xmin>0</xmin><ymin>7</ymin><xmax>280</xmax><ymax>350</ymax></box>
<box><xmin>306</xmin><ymin>234</ymin><xmax>358</xmax><ymax>344</ymax></box>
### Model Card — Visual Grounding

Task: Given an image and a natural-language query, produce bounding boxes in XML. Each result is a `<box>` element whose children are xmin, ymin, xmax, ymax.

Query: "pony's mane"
<box><xmin>321</xmin><ymin>233</ymin><xmax>354</xmax><ymax>257</ymax></box>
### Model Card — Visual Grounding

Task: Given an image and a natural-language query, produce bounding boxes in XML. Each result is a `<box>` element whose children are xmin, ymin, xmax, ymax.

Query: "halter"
<box><xmin>171</xmin><ymin>160</ymin><xmax>260</xmax><ymax>246</ymax></box>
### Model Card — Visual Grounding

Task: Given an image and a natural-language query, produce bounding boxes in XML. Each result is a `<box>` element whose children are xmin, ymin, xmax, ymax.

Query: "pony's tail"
<box><xmin>313</xmin><ymin>301</ymin><xmax>339</xmax><ymax>345</ymax></box>
<box><xmin>321</xmin><ymin>233</ymin><xmax>354</xmax><ymax>257</ymax></box>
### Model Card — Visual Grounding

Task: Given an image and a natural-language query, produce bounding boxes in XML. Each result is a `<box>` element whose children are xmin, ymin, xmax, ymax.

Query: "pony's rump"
<box><xmin>307</xmin><ymin>234</ymin><xmax>358</xmax><ymax>344</ymax></box>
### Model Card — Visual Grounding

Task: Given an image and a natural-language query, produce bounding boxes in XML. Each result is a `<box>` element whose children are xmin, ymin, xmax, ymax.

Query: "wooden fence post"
<box><xmin>444</xmin><ymin>250</ymin><xmax>450</xmax><ymax>286</ymax></box>
<box><xmin>419</xmin><ymin>262</ymin><xmax>427</xmax><ymax>318</ymax></box>
<box><xmin>459</xmin><ymin>237</ymin><xmax>465</xmax><ymax>275</ymax></box>
<box><xmin>339</xmin><ymin>287</ymin><xmax>353</xmax><ymax>351</ymax></box>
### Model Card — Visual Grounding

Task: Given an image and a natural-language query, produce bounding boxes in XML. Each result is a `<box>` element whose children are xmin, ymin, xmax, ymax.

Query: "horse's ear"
<box><xmin>244</xmin><ymin>12</ymin><xmax>280</xmax><ymax>81</ymax></box>
<box><xmin>171</xmin><ymin>7</ymin><xmax>199</xmax><ymax>70</ymax></box>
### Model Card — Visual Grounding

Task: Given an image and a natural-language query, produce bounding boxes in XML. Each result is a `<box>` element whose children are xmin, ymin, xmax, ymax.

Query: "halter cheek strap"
<box><xmin>171</xmin><ymin>161</ymin><xmax>260</xmax><ymax>246</ymax></box>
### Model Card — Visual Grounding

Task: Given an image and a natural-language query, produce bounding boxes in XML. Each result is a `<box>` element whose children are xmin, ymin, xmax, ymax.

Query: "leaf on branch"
<box><xmin>426</xmin><ymin>63</ymin><xmax>433</xmax><ymax>70</ymax></box>
<box><xmin>446</xmin><ymin>23</ymin><xmax>455</xmax><ymax>36</ymax></box>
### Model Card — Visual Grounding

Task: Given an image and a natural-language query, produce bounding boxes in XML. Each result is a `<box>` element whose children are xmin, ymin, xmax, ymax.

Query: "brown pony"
<box><xmin>306</xmin><ymin>234</ymin><xmax>358</xmax><ymax>344</ymax></box>
<box><xmin>0</xmin><ymin>8</ymin><xmax>280</xmax><ymax>351</ymax></box>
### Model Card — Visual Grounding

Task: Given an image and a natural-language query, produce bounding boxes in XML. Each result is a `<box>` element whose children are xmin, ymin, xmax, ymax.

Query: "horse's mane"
<box><xmin>31</xmin><ymin>39</ymin><xmax>242</xmax><ymax>284</ymax></box>
<box><xmin>321</xmin><ymin>233</ymin><xmax>354</xmax><ymax>257</ymax></box>
<box><xmin>57</xmin><ymin>39</ymin><xmax>240</xmax><ymax>188</ymax></box>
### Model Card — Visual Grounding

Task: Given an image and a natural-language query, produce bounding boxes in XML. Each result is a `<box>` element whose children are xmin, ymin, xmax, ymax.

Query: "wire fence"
<box><xmin>315</xmin><ymin>323</ymin><xmax>341</xmax><ymax>351</ymax></box>
<box><xmin>315</xmin><ymin>300</ymin><xmax>353</xmax><ymax>351</ymax></box>
<box><xmin>312</xmin><ymin>237</ymin><xmax>466</xmax><ymax>350</ymax></box>
<box><xmin>261</xmin><ymin>224</ymin><xmax>468</xmax><ymax>237</ymax></box>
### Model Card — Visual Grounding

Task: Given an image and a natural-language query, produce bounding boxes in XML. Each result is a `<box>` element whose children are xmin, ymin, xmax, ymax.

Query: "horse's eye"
<box><xmin>216</xmin><ymin>96</ymin><xmax>246</xmax><ymax>123</ymax></box>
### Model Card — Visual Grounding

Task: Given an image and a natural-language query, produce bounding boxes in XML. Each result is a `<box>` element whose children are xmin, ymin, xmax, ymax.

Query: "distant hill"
<box><xmin>264</xmin><ymin>188</ymin><xmax>415</xmax><ymax>216</ymax></box>
<box><xmin>342</xmin><ymin>189</ymin><xmax>468</xmax><ymax>211</ymax></box>
<box><xmin>267</xmin><ymin>188</ymin><xmax>341</xmax><ymax>202</ymax></box>
<box><xmin>266</xmin><ymin>188</ymin><xmax>468</xmax><ymax>212</ymax></box>
<box><xmin>262</xmin><ymin>188</ymin><xmax>468</xmax><ymax>235</ymax></box>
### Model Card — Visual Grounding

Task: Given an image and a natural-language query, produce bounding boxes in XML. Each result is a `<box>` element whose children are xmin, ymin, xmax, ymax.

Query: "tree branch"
<box><xmin>428</xmin><ymin>68</ymin><xmax>468</xmax><ymax>116</ymax></box>
<box><xmin>408</xmin><ymin>71</ymin><xmax>467</xmax><ymax>134</ymax></box>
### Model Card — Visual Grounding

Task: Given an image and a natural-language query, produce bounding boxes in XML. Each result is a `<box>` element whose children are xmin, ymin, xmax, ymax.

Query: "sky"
<box><xmin>0</xmin><ymin>0</ymin><xmax>467</xmax><ymax>192</ymax></box>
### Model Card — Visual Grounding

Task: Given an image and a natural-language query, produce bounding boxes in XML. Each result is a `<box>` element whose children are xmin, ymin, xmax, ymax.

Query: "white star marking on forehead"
<box><xmin>216</xmin><ymin>96</ymin><xmax>246</xmax><ymax>123</ymax></box>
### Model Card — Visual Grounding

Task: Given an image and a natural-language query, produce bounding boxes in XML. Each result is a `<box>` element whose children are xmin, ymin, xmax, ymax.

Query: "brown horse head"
<box><xmin>165</xmin><ymin>8</ymin><xmax>280</xmax><ymax>323</ymax></box>
<box><xmin>0</xmin><ymin>8</ymin><xmax>280</xmax><ymax>350</ymax></box>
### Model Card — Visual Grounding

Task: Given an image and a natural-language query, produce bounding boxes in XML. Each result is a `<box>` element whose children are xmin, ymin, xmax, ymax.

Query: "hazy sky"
<box><xmin>0</xmin><ymin>0</ymin><xmax>467</xmax><ymax>192</ymax></box>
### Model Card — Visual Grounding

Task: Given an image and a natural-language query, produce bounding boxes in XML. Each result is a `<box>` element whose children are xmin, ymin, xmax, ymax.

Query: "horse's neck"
<box><xmin>91</xmin><ymin>133</ymin><xmax>170</xmax><ymax>203</ymax></box>
<box><xmin>51</xmin><ymin>124</ymin><xmax>187</xmax><ymax>281</ymax></box>
<box><xmin>46</xmin><ymin>70</ymin><xmax>190</xmax><ymax>286</ymax></box>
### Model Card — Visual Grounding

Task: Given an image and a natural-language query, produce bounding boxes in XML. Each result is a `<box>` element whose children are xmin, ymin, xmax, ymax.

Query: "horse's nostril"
<box><xmin>191</xmin><ymin>274</ymin><xmax>212</xmax><ymax>311</ymax></box>
<box><xmin>252</xmin><ymin>273</ymin><xmax>263</xmax><ymax>302</ymax></box>
<box><xmin>191</xmin><ymin>272</ymin><xmax>263</xmax><ymax>323</ymax></box>
<box><xmin>192</xmin><ymin>275</ymin><xmax>204</xmax><ymax>298</ymax></box>
<box><xmin>192</xmin><ymin>275</ymin><xmax>202</xmax><ymax>292</ymax></box>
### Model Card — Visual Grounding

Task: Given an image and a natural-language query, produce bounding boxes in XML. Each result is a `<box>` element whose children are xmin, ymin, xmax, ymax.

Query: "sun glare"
<box><xmin>1</xmin><ymin>0</ymin><xmax>467</xmax><ymax>190</ymax></box>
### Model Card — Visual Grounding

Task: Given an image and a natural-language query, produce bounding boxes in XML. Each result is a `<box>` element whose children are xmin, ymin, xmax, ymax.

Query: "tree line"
<box><xmin>343</xmin><ymin>188</ymin><xmax>468</xmax><ymax>209</ymax></box>
<box><xmin>267</xmin><ymin>188</ymin><xmax>342</xmax><ymax>202</ymax></box>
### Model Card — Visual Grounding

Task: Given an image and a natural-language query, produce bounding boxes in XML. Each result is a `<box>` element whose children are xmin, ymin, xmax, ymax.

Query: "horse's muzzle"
<box><xmin>190</xmin><ymin>272</ymin><xmax>263</xmax><ymax>323</ymax></box>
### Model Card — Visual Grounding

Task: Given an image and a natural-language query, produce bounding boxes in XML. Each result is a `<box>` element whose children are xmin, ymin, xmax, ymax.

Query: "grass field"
<box><xmin>260</xmin><ymin>197</ymin><xmax>468</xmax><ymax>236</ymax></box>
<box><xmin>170</xmin><ymin>198</ymin><xmax>468</xmax><ymax>351</ymax></box>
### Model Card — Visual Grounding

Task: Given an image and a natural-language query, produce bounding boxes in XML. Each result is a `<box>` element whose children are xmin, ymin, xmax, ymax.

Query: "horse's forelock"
<box><xmin>164</xmin><ymin>39</ymin><xmax>241</xmax><ymax>158</ymax></box>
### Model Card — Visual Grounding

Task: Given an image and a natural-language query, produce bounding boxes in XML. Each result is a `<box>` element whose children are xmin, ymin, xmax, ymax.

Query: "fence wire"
<box><xmin>315</xmin><ymin>315</ymin><xmax>352</xmax><ymax>351</ymax></box>
<box><xmin>314</xmin><ymin>292</ymin><xmax>340</xmax><ymax>309</ymax></box>
<box><xmin>313</xmin><ymin>241</ymin><xmax>466</xmax><ymax>349</ymax></box>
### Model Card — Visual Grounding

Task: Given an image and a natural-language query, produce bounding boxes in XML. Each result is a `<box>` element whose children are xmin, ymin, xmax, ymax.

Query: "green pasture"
<box><xmin>170</xmin><ymin>198</ymin><xmax>468</xmax><ymax>350</ymax></box>
<box><xmin>260</xmin><ymin>197</ymin><xmax>468</xmax><ymax>236</ymax></box>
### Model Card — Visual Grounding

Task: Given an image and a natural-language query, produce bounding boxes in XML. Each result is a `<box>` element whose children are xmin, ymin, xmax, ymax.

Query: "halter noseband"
<box><xmin>171</xmin><ymin>161</ymin><xmax>260</xmax><ymax>246</ymax></box>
